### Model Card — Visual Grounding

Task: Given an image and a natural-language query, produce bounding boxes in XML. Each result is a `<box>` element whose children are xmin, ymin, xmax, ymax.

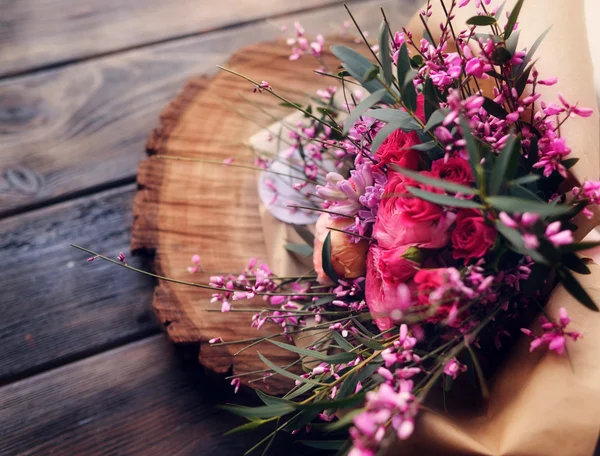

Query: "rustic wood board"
<box><xmin>0</xmin><ymin>0</ymin><xmax>343</xmax><ymax>78</ymax></box>
<box><xmin>0</xmin><ymin>184</ymin><xmax>157</xmax><ymax>382</ymax></box>
<box><xmin>0</xmin><ymin>335</ymin><xmax>280</xmax><ymax>456</ymax></box>
<box><xmin>0</xmin><ymin>0</ymin><xmax>418</xmax><ymax>217</ymax></box>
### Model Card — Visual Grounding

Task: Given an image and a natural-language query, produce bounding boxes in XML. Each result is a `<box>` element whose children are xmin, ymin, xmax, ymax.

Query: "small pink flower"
<box><xmin>443</xmin><ymin>358</ymin><xmax>467</xmax><ymax>379</ymax></box>
<box><xmin>230</xmin><ymin>377</ymin><xmax>241</xmax><ymax>394</ymax></box>
<box><xmin>208</xmin><ymin>337</ymin><xmax>223</xmax><ymax>344</ymax></box>
<box><xmin>117</xmin><ymin>252</ymin><xmax>126</xmax><ymax>263</ymax></box>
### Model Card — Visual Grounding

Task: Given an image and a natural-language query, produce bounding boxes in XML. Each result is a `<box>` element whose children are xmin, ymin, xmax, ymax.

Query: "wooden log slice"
<box><xmin>131</xmin><ymin>39</ymin><xmax>356</xmax><ymax>394</ymax></box>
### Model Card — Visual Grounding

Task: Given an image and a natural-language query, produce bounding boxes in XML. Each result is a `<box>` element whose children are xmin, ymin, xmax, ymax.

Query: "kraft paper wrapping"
<box><xmin>249</xmin><ymin>123</ymin><xmax>600</xmax><ymax>456</ymax></box>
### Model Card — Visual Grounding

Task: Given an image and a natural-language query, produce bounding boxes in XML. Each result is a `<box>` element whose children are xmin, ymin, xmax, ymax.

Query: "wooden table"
<box><xmin>0</xmin><ymin>1</ymin><xmax>417</xmax><ymax>454</ymax></box>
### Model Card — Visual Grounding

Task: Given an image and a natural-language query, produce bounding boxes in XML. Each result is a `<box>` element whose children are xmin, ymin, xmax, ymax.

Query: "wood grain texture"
<box><xmin>0</xmin><ymin>0</ymin><xmax>342</xmax><ymax>77</ymax></box>
<box><xmin>0</xmin><ymin>0</ymin><xmax>419</xmax><ymax>217</ymax></box>
<box><xmin>0</xmin><ymin>335</ymin><xmax>294</xmax><ymax>456</ymax></box>
<box><xmin>131</xmin><ymin>33</ymin><xmax>394</xmax><ymax>391</ymax></box>
<box><xmin>0</xmin><ymin>184</ymin><xmax>157</xmax><ymax>382</ymax></box>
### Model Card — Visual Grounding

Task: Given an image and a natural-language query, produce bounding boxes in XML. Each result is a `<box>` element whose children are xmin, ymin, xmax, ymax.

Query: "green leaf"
<box><xmin>562</xmin><ymin>241</ymin><xmax>600</xmax><ymax>253</ymax></box>
<box><xmin>364</xmin><ymin>108</ymin><xmax>420</xmax><ymax>130</ymax></box>
<box><xmin>378</xmin><ymin>21</ymin><xmax>393</xmax><ymax>85</ymax></box>
<box><xmin>494</xmin><ymin>0</ymin><xmax>507</xmax><ymax>20</ymax></box>
<box><xmin>460</xmin><ymin>118</ymin><xmax>482</xmax><ymax>188</ymax></box>
<box><xmin>283</xmin><ymin>380</ymin><xmax>315</xmax><ymax>400</ymax></box>
<box><xmin>364</xmin><ymin>66</ymin><xmax>380</xmax><ymax>82</ymax></box>
<box><xmin>324</xmin><ymin>409</ymin><xmax>363</xmax><ymax>431</ymax></box>
<box><xmin>298</xmin><ymin>392</ymin><xmax>365</xmax><ymax>411</ymax></box>
<box><xmin>322</xmin><ymin>231</ymin><xmax>339</xmax><ymax>284</ymax></box>
<box><xmin>515</xmin><ymin>61</ymin><xmax>534</xmax><ymax>96</ymax></box>
<box><xmin>298</xmin><ymin>440</ymin><xmax>347</xmax><ymax>450</ymax></box>
<box><xmin>285</xmin><ymin>243</ymin><xmax>313</xmax><ymax>257</ymax></box>
<box><xmin>424</xmin><ymin>109</ymin><xmax>447</xmax><ymax>131</ymax></box>
<box><xmin>293</xmin><ymin>224</ymin><xmax>315</xmax><ymax>246</ymax></box>
<box><xmin>393</xmin><ymin>166</ymin><xmax>478</xmax><ymax>195</ymax></box>
<box><xmin>504</xmin><ymin>0</ymin><xmax>524</xmax><ymax>39</ymax></box>
<box><xmin>509</xmin><ymin>174</ymin><xmax>540</xmax><ymax>186</ymax></box>
<box><xmin>410</xmin><ymin>141</ymin><xmax>438</xmax><ymax>151</ymax></box>
<box><xmin>489</xmin><ymin>134</ymin><xmax>522</xmax><ymax>195</ymax></box>
<box><xmin>221</xmin><ymin>402</ymin><xmax>296</xmax><ymax>419</ymax></box>
<box><xmin>495</xmin><ymin>221</ymin><xmax>548</xmax><ymax>264</ymax></box>
<box><xmin>330</xmin><ymin>45</ymin><xmax>385</xmax><ymax>95</ymax></box>
<box><xmin>406</xmin><ymin>186</ymin><xmax>483</xmax><ymax>208</ymax></box>
<box><xmin>518</xmin><ymin>26</ymin><xmax>551</xmax><ymax>73</ymax></box>
<box><xmin>562</xmin><ymin>157</ymin><xmax>579</xmax><ymax>169</ymax></box>
<box><xmin>332</xmin><ymin>330</ymin><xmax>354</xmax><ymax>352</ymax></box>
<box><xmin>353</xmin><ymin>334</ymin><xmax>385</xmax><ymax>350</ymax></box>
<box><xmin>526</xmin><ymin>136</ymin><xmax>539</xmax><ymax>171</ymax></box>
<box><xmin>258</xmin><ymin>352</ymin><xmax>323</xmax><ymax>386</ymax></box>
<box><xmin>482</xmin><ymin>97</ymin><xmax>508</xmax><ymax>119</ymax></box>
<box><xmin>487</xmin><ymin>196</ymin><xmax>572</xmax><ymax>217</ymax></box>
<box><xmin>402</xmin><ymin>81</ymin><xmax>417</xmax><ymax>112</ymax></box>
<box><xmin>506</xmin><ymin>30</ymin><xmax>520</xmax><ymax>55</ymax></box>
<box><xmin>370</xmin><ymin>122</ymin><xmax>398</xmax><ymax>154</ymax></box>
<box><xmin>267</xmin><ymin>339</ymin><xmax>357</xmax><ymax>364</ymax></box>
<box><xmin>256</xmin><ymin>389</ymin><xmax>294</xmax><ymax>407</ymax></box>
<box><xmin>224</xmin><ymin>419</ymin><xmax>268</xmax><ymax>435</ymax></box>
<box><xmin>491</xmin><ymin>46</ymin><xmax>512</xmax><ymax>65</ymax></box>
<box><xmin>557</xmin><ymin>268</ymin><xmax>599</xmax><ymax>311</ymax></box>
<box><xmin>466</xmin><ymin>15</ymin><xmax>497</xmax><ymax>26</ymax></box>
<box><xmin>396</xmin><ymin>43</ymin><xmax>411</xmax><ymax>91</ymax></box>
<box><xmin>422</xmin><ymin>78</ymin><xmax>440</xmax><ymax>121</ymax></box>
<box><xmin>343</xmin><ymin>88</ymin><xmax>387</xmax><ymax>134</ymax></box>
<box><xmin>561</xmin><ymin>252</ymin><xmax>591</xmax><ymax>275</ymax></box>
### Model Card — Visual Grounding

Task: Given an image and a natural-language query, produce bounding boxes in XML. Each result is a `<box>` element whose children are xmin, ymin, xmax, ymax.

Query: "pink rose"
<box><xmin>414</xmin><ymin>268</ymin><xmax>466</xmax><ymax>326</ymax></box>
<box><xmin>431</xmin><ymin>157</ymin><xmax>473</xmax><ymax>186</ymax></box>
<box><xmin>373</xmin><ymin>173</ymin><xmax>452</xmax><ymax>250</ymax></box>
<box><xmin>313</xmin><ymin>213</ymin><xmax>368</xmax><ymax>284</ymax></box>
<box><xmin>365</xmin><ymin>245</ymin><xmax>416</xmax><ymax>331</ymax></box>
<box><xmin>451</xmin><ymin>209</ymin><xmax>496</xmax><ymax>262</ymax></box>
<box><xmin>375</xmin><ymin>130</ymin><xmax>421</xmax><ymax>170</ymax></box>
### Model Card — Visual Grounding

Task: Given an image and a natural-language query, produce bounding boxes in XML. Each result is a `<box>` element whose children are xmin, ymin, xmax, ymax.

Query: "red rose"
<box><xmin>374</xmin><ymin>172</ymin><xmax>452</xmax><ymax>249</ymax></box>
<box><xmin>451</xmin><ymin>209</ymin><xmax>496</xmax><ymax>262</ymax></box>
<box><xmin>414</xmin><ymin>268</ymin><xmax>466</xmax><ymax>326</ymax></box>
<box><xmin>375</xmin><ymin>130</ymin><xmax>421</xmax><ymax>170</ymax></box>
<box><xmin>396</xmin><ymin>195</ymin><xmax>444</xmax><ymax>226</ymax></box>
<box><xmin>431</xmin><ymin>157</ymin><xmax>473</xmax><ymax>186</ymax></box>
<box><xmin>374</xmin><ymin>94</ymin><xmax>426</xmax><ymax>170</ymax></box>
<box><xmin>365</xmin><ymin>245</ymin><xmax>417</xmax><ymax>331</ymax></box>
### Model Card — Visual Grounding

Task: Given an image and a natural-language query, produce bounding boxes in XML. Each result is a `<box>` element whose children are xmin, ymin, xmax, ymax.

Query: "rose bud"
<box><xmin>313</xmin><ymin>213</ymin><xmax>368</xmax><ymax>284</ymax></box>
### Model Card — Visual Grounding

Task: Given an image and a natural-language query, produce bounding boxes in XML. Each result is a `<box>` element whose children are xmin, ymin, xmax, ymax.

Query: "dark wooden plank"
<box><xmin>0</xmin><ymin>0</ymin><xmax>418</xmax><ymax>217</ymax></box>
<box><xmin>0</xmin><ymin>0</ymin><xmax>342</xmax><ymax>78</ymax></box>
<box><xmin>0</xmin><ymin>184</ymin><xmax>156</xmax><ymax>382</ymax></box>
<box><xmin>0</xmin><ymin>335</ymin><xmax>269</xmax><ymax>456</ymax></box>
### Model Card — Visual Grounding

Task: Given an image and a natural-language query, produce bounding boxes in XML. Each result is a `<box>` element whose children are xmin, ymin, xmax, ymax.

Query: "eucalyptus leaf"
<box><xmin>378</xmin><ymin>21</ymin><xmax>394</xmax><ymax>85</ymax></box>
<box><xmin>482</xmin><ymin>97</ymin><xmax>508</xmax><ymax>119</ymax></box>
<box><xmin>487</xmin><ymin>196</ymin><xmax>571</xmax><ymax>217</ymax></box>
<box><xmin>515</xmin><ymin>61</ymin><xmax>534</xmax><ymax>96</ymax></box>
<box><xmin>562</xmin><ymin>157</ymin><xmax>579</xmax><ymax>169</ymax></box>
<box><xmin>424</xmin><ymin>109</ymin><xmax>447</xmax><ymax>131</ymax></box>
<box><xmin>396</xmin><ymin>43</ymin><xmax>411</xmax><ymax>90</ymax></box>
<box><xmin>518</xmin><ymin>26</ymin><xmax>551</xmax><ymax>73</ymax></box>
<box><xmin>258</xmin><ymin>352</ymin><xmax>323</xmax><ymax>386</ymax></box>
<box><xmin>460</xmin><ymin>118</ymin><xmax>482</xmax><ymax>187</ymax></box>
<box><xmin>330</xmin><ymin>45</ymin><xmax>386</xmax><ymax>95</ymax></box>
<box><xmin>293</xmin><ymin>224</ymin><xmax>315</xmax><ymax>246</ymax></box>
<box><xmin>561</xmin><ymin>252</ymin><xmax>591</xmax><ymax>275</ymax></box>
<box><xmin>322</xmin><ymin>231</ymin><xmax>339</xmax><ymax>284</ymax></box>
<box><xmin>509</xmin><ymin>174</ymin><xmax>540</xmax><ymax>186</ymax></box>
<box><xmin>267</xmin><ymin>339</ymin><xmax>357</xmax><ymax>364</ymax></box>
<box><xmin>558</xmin><ymin>268</ymin><xmax>599</xmax><ymax>311</ymax></box>
<box><xmin>224</xmin><ymin>419</ymin><xmax>267</xmax><ymax>435</ymax></box>
<box><xmin>221</xmin><ymin>402</ymin><xmax>296</xmax><ymax>419</ymax></box>
<box><xmin>410</xmin><ymin>141</ymin><xmax>438</xmax><ymax>151</ymax></box>
<box><xmin>332</xmin><ymin>331</ymin><xmax>354</xmax><ymax>352</ymax></box>
<box><xmin>466</xmin><ymin>15</ymin><xmax>497</xmax><ymax>26</ymax></box>
<box><xmin>562</xmin><ymin>241</ymin><xmax>600</xmax><ymax>253</ymax></box>
<box><xmin>402</xmin><ymin>81</ymin><xmax>417</xmax><ymax>112</ymax></box>
<box><xmin>343</xmin><ymin>88</ymin><xmax>387</xmax><ymax>134</ymax></box>
<box><xmin>393</xmin><ymin>166</ymin><xmax>478</xmax><ymax>195</ymax></box>
<box><xmin>495</xmin><ymin>222</ymin><xmax>548</xmax><ymax>264</ymax></box>
<box><xmin>489</xmin><ymin>134</ymin><xmax>521</xmax><ymax>195</ymax></box>
<box><xmin>504</xmin><ymin>0</ymin><xmax>524</xmax><ymax>40</ymax></box>
<box><xmin>406</xmin><ymin>186</ymin><xmax>483</xmax><ymax>208</ymax></box>
<box><xmin>494</xmin><ymin>0</ymin><xmax>507</xmax><ymax>20</ymax></box>
<box><xmin>364</xmin><ymin>108</ymin><xmax>419</xmax><ymax>130</ymax></box>
<box><xmin>285</xmin><ymin>243</ymin><xmax>313</xmax><ymax>257</ymax></box>
<box><xmin>370</xmin><ymin>122</ymin><xmax>400</xmax><ymax>154</ymax></box>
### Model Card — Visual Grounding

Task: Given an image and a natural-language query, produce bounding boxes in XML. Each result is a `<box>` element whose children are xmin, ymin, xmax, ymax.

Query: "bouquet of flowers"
<box><xmin>77</xmin><ymin>0</ymin><xmax>600</xmax><ymax>454</ymax></box>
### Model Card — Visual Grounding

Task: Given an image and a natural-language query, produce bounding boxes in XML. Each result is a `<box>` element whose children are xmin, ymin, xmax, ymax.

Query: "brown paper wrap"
<box><xmin>249</xmin><ymin>122</ymin><xmax>600</xmax><ymax>456</ymax></box>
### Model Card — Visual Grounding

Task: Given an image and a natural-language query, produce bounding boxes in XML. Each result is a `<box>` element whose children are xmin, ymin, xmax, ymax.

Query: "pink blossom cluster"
<box><xmin>521</xmin><ymin>307</ymin><xmax>581</xmax><ymax>355</ymax></box>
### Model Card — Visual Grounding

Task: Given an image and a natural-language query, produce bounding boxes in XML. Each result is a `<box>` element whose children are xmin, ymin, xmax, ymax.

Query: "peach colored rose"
<box><xmin>313</xmin><ymin>213</ymin><xmax>368</xmax><ymax>284</ymax></box>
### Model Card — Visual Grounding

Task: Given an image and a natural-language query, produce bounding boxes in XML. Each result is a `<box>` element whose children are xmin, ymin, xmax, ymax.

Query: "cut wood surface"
<box><xmin>0</xmin><ymin>0</ymin><xmax>343</xmax><ymax>78</ymax></box>
<box><xmin>130</xmin><ymin>2</ymin><xmax>417</xmax><ymax>393</ymax></box>
<box><xmin>0</xmin><ymin>0</ymin><xmax>418</xmax><ymax>217</ymax></box>
<box><xmin>0</xmin><ymin>185</ymin><xmax>156</xmax><ymax>382</ymax></box>
<box><xmin>0</xmin><ymin>335</ymin><xmax>279</xmax><ymax>456</ymax></box>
